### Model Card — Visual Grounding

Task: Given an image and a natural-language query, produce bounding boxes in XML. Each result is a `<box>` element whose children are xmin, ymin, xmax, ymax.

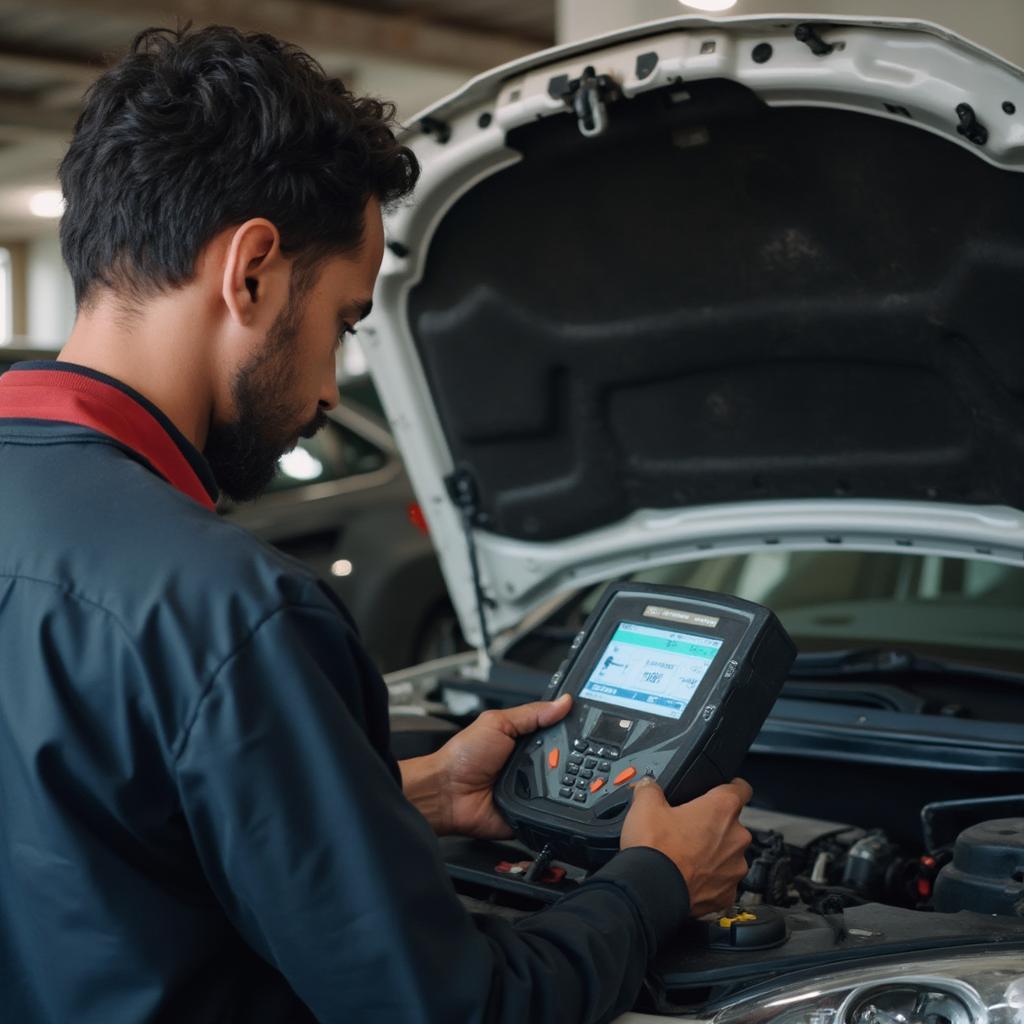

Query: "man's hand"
<box><xmin>400</xmin><ymin>694</ymin><xmax>572</xmax><ymax>839</ymax></box>
<box><xmin>620</xmin><ymin>777</ymin><xmax>753</xmax><ymax>917</ymax></box>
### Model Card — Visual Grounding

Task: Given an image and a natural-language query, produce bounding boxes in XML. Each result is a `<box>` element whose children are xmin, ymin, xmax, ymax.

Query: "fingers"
<box><xmin>537</xmin><ymin>692</ymin><xmax>573</xmax><ymax>727</ymax></box>
<box><xmin>491</xmin><ymin>693</ymin><xmax>572</xmax><ymax>737</ymax></box>
<box><xmin>629</xmin><ymin>776</ymin><xmax>667</xmax><ymax>807</ymax></box>
<box><xmin>733</xmin><ymin>774</ymin><xmax>757</xmax><ymax>806</ymax></box>
<box><xmin>697</xmin><ymin>778</ymin><xmax>753</xmax><ymax>816</ymax></box>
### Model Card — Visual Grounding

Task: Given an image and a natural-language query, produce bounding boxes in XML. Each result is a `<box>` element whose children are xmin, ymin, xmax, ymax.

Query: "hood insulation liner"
<box><xmin>408</xmin><ymin>80</ymin><xmax>1024</xmax><ymax>541</ymax></box>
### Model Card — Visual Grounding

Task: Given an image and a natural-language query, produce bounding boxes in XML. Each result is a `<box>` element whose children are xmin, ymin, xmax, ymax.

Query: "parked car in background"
<box><xmin>364</xmin><ymin>13</ymin><xmax>1024</xmax><ymax>1023</ymax></box>
<box><xmin>0</xmin><ymin>347</ymin><xmax>459</xmax><ymax>671</ymax></box>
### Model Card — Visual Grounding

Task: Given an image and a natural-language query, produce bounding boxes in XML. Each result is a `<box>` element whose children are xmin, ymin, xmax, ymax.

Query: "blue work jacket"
<box><xmin>0</xmin><ymin>361</ymin><xmax>689</xmax><ymax>1023</ymax></box>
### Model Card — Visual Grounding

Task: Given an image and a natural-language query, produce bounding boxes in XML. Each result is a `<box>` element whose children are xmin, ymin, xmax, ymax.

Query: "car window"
<box><xmin>267</xmin><ymin>418</ymin><xmax>386</xmax><ymax>493</ymax></box>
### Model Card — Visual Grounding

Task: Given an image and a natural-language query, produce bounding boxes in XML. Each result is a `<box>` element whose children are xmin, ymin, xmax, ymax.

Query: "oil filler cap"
<box><xmin>707</xmin><ymin>906</ymin><xmax>789</xmax><ymax>950</ymax></box>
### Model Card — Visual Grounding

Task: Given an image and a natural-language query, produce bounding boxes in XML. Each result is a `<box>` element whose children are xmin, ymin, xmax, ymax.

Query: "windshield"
<box><xmin>563</xmin><ymin>551</ymin><xmax>1024</xmax><ymax>674</ymax></box>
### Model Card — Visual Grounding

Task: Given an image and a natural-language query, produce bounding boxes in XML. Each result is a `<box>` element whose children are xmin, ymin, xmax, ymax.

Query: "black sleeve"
<box><xmin>173</xmin><ymin>596</ymin><xmax>690</xmax><ymax>1024</ymax></box>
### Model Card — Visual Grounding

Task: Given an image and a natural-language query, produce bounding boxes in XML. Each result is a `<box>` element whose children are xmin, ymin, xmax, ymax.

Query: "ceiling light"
<box><xmin>330</xmin><ymin>559</ymin><xmax>353</xmax><ymax>577</ymax></box>
<box><xmin>679</xmin><ymin>0</ymin><xmax>738</xmax><ymax>11</ymax></box>
<box><xmin>29</xmin><ymin>190</ymin><xmax>65</xmax><ymax>218</ymax></box>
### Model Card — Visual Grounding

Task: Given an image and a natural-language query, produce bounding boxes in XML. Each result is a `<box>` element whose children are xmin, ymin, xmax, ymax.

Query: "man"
<box><xmin>0</xmin><ymin>25</ymin><xmax>753</xmax><ymax>1023</ymax></box>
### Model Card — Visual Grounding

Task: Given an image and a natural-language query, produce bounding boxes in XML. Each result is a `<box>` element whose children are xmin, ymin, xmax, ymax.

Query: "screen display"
<box><xmin>578</xmin><ymin>621</ymin><xmax>723</xmax><ymax>720</ymax></box>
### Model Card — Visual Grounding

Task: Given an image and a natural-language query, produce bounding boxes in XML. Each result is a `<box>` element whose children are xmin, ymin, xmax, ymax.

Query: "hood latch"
<box><xmin>548</xmin><ymin>65</ymin><xmax>621</xmax><ymax>139</ymax></box>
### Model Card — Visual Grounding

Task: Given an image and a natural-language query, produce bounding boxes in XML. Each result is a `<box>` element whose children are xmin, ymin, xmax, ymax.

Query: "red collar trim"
<box><xmin>0</xmin><ymin>368</ymin><xmax>216</xmax><ymax>512</ymax></box>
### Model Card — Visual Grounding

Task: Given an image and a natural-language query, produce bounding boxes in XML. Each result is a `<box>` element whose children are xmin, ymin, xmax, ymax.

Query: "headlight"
<box><xmin>707</xmin><ymin>952</ymin><xmax>1024</xmax><ymax>1024</ymax></box>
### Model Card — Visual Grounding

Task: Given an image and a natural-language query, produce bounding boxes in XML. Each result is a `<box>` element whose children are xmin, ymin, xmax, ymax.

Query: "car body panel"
<box><xmin>362</xmin><ymin>16</ymin><xmax>1024</xmax><ymax>646</ymax></box>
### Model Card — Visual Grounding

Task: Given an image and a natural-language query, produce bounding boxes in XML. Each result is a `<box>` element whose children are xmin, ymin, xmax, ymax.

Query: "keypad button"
<box><xmin>573</xmin><ymin>739</ymin><xmax>588</xmax><ymax>752</ymax></box>
<box><xmin>614</xmin><ymin>766</ymin><xmax>637</xmax><ymax>785</ymax></box>
<box><xmin>599</xmin><ymin>761</ymin><xmax>611</xmax><ymax>773</ymax></box>
<box><xmin>576</xmin><ymin>778</ymin><xmax>588</xmax><ymax>788</ymax></box>
<box><xmin>559</xmin><ymin>787</ymin><xmax>573</xmax><ymax>798</ymax></box>
<box><xmin>607</xmin><ymin>747</ymin><xmax>620</xmax><ymax>758</ymax></box>
<box><xmin>590</xmin><ymin>778</ymin><xmax>606</xmax><ymax>794</ymax></box>
<box><xmin>566</xmin><ymin>764</ymin><xmax>579</xmax><ymax>775</ymax></box>
<box><xmin>595</xmin><ymin>747</ymin><xmax>608</xmax><ymax>758</ymax></box>
<box><xmin>568</xmin><ymin>752</ymin><xmax>583</xmax><ymax>764</ymax></box>
<box><xmin>584</xmin><ymin>757</ymin><xmax>597</xmax><ymax>769</ymax></box>
<box><xmin>561</xmin><ymin>775</ymin><xmax>573</xmax><ymax>786</ymax></box>
<box><xmin>581</xmin><ymin>769</ymin><xmax>594</xmax><ymax>780</ymax></box>
<box><xmin>573</xmin><ymin>791</ymin><xmax>587</xmax><ymax>803</ymax></box>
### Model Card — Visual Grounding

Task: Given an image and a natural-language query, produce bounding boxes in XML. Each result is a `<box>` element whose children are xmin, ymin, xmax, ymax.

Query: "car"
<box><xmin>0</xmin><ymin>346</ymin><xmax>459</xmax><ymax>672</ymax></box>
<box><xmin>363</xmin><ymin>12</ymin><xmax>1024</xmax><ymax>1022</ymax></box>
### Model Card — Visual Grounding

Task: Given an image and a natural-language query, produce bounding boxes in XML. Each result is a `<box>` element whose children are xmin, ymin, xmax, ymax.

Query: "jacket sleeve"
<box><xmin>172</xmin><ymin>594</ymin><xmax>690</xmax><ymax>1024</ymax></box>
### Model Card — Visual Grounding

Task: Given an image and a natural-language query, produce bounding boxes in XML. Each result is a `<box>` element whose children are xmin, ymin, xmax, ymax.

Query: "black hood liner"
<box><xmin>408</xmin><ymin>79</ymin><xmax>1024</xmax><ymax>541</ymax></box>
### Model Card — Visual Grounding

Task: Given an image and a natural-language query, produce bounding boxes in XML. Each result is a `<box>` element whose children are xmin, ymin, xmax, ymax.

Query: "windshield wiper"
<box><xmin>790</xmin><ymin>647</ymin><xmax>1024</xmax><ymax>686</ymax></box>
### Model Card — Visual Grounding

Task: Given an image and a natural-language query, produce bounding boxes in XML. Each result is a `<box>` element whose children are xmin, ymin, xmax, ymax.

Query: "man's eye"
<box><xmin>336</xmin><ymin>324</ymin><xmax>358</xmax><ymax>349</ymax></box>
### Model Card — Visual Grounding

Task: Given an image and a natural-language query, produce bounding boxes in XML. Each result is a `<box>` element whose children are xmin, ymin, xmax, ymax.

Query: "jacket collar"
<box><xmin>0</xmin><ymin>361</ymin><xmax>219</xmax><ymax>511</ymax></box>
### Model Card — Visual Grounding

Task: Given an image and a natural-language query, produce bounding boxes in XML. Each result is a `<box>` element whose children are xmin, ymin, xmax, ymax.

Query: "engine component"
<box><xmin>742</xmin><ymin>831</ymin><xmax>794</xmax><ymax>906</ymax></box>
<box><xmin>707</xmin><ymin>906</ymin><xmax>789</xmax><ymax>951</ymax></box>
<box><xmin>843</xmin><ymin>831</ymin><xmax>899</xmax><ymax>900</ymax></box>
<box><xmin>921</xmin><ymin>795</ymin><xmax>1024</xmax><ymax>850</ymax></box>
<box><xmin>933</xmin><ymin>818</ymin><xmax>1024</xmax><ymax>916</ymax></box>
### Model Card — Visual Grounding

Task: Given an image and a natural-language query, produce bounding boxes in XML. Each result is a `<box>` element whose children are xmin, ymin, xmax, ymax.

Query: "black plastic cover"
<box><xmin>933</xmin><ymin>818</ymin><xmax>1024</xmax><ymax>915</ymax></box>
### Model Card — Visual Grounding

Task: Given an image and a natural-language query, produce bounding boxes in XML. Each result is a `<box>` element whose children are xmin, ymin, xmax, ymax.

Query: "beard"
<box><xmin>204</xmin><ymin>295</ymin><xmax>328</xmax><ymax>503</ymax></box>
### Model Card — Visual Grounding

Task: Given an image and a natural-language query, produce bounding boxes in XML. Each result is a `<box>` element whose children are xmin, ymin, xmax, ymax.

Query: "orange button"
<box><xmin>613</xmin><ymin>766</ymin><xmax>637</xmax><ymax>785</ymax></box>
<box><xmin>548</xmin><ymin>748</ymin><xmax>559</xmax><ymax>770</ymax></box>
<box><xmin>590</xmin><ymin>778</ymin><xmax>605</xmax><ymax>794</ymax></box>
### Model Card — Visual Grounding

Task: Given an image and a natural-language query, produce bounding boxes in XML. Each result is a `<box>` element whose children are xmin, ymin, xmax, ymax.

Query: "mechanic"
<box><xmin>0</xmin><ymin>25</ymin><xmax>753</xmax><ymax>1024</ymax></box>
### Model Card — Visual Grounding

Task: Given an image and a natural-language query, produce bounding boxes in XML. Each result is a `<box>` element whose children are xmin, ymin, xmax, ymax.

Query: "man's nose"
<box><xmin>319</xmin><ymin>373</ymin><xmax>340</xmax><ymax>412</ymax></box>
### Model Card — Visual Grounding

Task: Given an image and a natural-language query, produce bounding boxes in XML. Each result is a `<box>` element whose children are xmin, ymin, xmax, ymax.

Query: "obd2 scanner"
<box><xmin>495</xmin><ymin>583</ymin><xmax>796</xmax><ymax>869</ymax></box>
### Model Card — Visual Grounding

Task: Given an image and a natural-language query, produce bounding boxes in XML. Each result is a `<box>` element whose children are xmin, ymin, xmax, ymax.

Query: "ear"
<box><xmin>221</xmin><ymin>219</ymin><xmax>287</xmax><ymax>328</ymax></box>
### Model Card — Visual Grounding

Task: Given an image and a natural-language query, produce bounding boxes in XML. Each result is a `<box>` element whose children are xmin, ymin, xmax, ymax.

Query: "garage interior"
<box><xmin>0</xmin><ymin>3</ymin><xmax>1022</xmax><ymax>1023</ymax></box>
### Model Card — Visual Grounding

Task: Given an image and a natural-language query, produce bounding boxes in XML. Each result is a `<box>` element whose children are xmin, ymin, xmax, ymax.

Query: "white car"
<box><xmin>364</xmin><ymin>13</ymin><xmax>1024</xmax><ymax>1023</ymax></box>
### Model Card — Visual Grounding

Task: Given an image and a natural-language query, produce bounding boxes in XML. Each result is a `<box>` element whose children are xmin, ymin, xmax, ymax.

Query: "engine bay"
<box><xmin>441</xmin><ymin>800</ymin><xmax>1024</xmax><ymax>1014</ymax></box>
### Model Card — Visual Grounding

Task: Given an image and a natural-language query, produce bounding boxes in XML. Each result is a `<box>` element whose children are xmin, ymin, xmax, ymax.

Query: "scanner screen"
<box><xmin>578</xmin><ymin>621</ymin><xmax>723</xmax><ymax>720</ymax></box>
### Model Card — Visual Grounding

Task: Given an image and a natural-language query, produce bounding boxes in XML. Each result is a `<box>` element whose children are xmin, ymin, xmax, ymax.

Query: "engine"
<box><xmin>739</xmin><ymin>806</ymin><xmax>1024</xmax><ymax>918</ymax></box>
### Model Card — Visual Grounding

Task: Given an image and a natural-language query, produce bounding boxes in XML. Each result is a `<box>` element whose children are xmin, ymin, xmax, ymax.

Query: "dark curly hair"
<box><xmin>58</xmin><ymin>24</ymin><xmax>419</xmax><ymax>309</ymax></box>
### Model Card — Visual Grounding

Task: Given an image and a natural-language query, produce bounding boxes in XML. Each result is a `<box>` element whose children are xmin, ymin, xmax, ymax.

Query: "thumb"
<box><xmin>498</xmin><ymin>693</ymin><xmax>572</xmax><ymax>737</ymax></box>
<box><xmin>629</xmin><ymin>775</ymin><xmax>667</xmax><ymax>808</ymax></box>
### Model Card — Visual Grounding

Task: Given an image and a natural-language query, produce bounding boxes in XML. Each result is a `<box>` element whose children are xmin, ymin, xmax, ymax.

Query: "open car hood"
<box><xmin>363</xmin><ymin>14</ymin><xmax>1024</xmax><ymax>646</ymax></box>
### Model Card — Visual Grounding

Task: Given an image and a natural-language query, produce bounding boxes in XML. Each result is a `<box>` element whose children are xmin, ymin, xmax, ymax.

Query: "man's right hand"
<box><xmin>620</xmin><ymin>776</ymin><xmax>753</xmax><ymax>917</ymax></box>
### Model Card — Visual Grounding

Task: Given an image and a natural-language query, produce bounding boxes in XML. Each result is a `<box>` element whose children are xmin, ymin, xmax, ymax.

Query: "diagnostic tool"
<box><xmin>495</xmin><ymin>582</ymin><xmax>796</xmax><ymax>868</ymax></box>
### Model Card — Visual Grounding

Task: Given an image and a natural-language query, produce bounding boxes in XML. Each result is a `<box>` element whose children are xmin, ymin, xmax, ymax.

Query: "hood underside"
<box><xmin>364</xmin><ymin>16</ymin><xmax>1024</xmax><ymax>643</ymax></box>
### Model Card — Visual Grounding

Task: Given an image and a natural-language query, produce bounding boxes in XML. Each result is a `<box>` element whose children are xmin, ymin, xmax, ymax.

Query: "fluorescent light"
<box><xmin>679</xmin><ymin>0</ymin><xmax>738</xmax><ymax>10</ymax></box>
<box><xmin>29</xmin><ymin>190</ymin><xmax>65</xmax><ymax>218</ymax></box>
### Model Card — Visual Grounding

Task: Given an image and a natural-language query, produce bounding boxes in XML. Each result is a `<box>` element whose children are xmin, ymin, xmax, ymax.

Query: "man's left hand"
<box><xmin>400</xmin><ymin>694</ymin><xmax>572</xmax><ymax>839</ymax></box>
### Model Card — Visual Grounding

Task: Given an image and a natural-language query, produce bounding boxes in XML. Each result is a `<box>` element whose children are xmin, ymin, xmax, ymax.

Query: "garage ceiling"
<box><xmin>0</xmin><ymin>0</ymin><xmax>555</xmax><ymax>233</ymax></box>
